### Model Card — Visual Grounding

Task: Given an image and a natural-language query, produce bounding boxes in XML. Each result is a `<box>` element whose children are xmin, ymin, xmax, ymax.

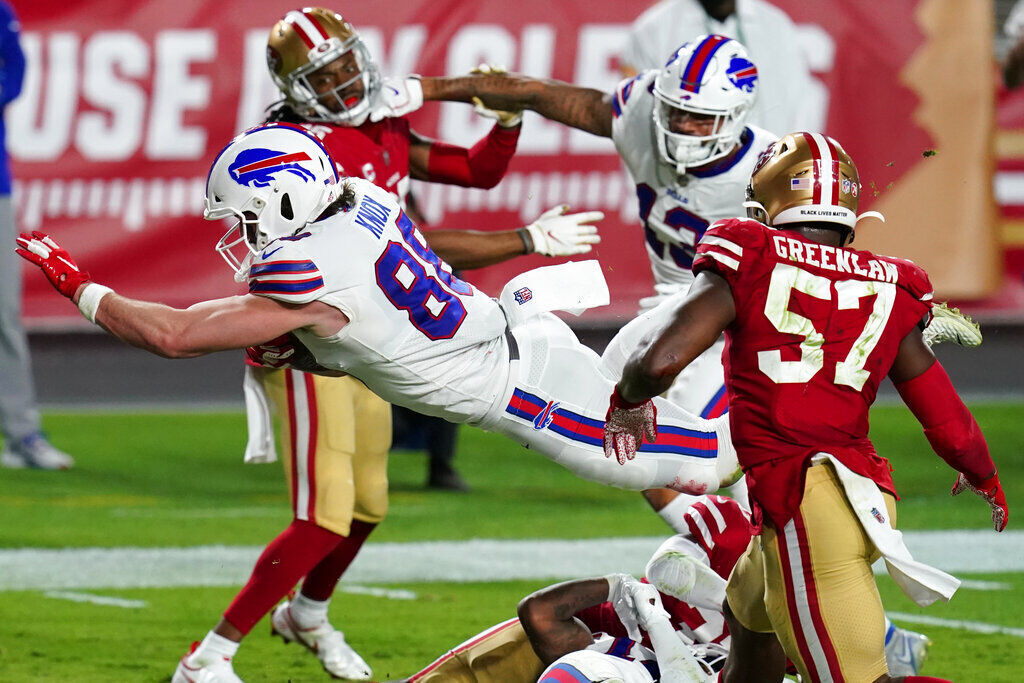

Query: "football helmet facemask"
<box><xmin>267</xmin><ymin>7</ymin><xmax>380</xmax><ymax>126</ymax></box>
<box><xmin>653</xmin><ymin>35</ymin><xmax>758</xmax><ymax>175</ymax></box>
<box><xmin>204</xmin><ymin>123</ymin><xmax>340</xmax><ymax>277</ymax></box>
<box><xmin>743</xmin><ymin>132</ymin><xmax>883</xmax><ymax>241</ymax></box>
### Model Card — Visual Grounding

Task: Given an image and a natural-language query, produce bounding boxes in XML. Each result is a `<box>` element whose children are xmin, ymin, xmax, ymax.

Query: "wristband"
<box><xmin>77</xmin><ymin>283</ymin><xmax>113</xmax><ymax>324</ymax></box>
<box><xmin>516</xmin><ymin>227</ymin><xmax>534</xmax><ymax>253</ymax></box>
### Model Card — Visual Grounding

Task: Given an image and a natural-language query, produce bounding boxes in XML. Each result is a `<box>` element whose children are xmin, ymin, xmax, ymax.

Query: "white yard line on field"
<box><xmin>43</xmin><ymin>591</ymin><xmax>148</xmax><ymax>608</ymax></box>
<box><xmin>886</xmin><ymin>612</ymin><xmax>1024</xmax><ymax>639</ymax></box>
<box><xmin>2</xmin><ymin>531</ymin><xmax>1023</xmax><ymax>592</ymax></box>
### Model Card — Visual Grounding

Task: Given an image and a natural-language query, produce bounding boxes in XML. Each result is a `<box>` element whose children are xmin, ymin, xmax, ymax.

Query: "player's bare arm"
<box><xmin>517</xmin><ymin>577</ymin><xmax>612</xmax><ymax>665</ymax></box>
<box><xmin>15</xmin><ymin>230</ymin><xmax>348</xmax><ymax>359</ymax></box>
<box><xmin>617</xmin><ymin>271</ymin><xmax>736</xmax><ymax>404</ymax></box>
<box><xmin>420</xmin><ymin>72</ymin><xmax>614</xmax><ymax>138</ymax></box>
<box><xmin>89</xmin><ymin>290</ymin><xmax>346</xmax><ymax>359</ymax></box>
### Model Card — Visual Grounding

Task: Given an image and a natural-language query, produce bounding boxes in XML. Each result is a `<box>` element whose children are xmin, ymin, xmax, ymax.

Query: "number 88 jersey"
<box><xmin>247</xmin><ymin>178</ymin><xmax>509</xmax><ymax>425</ymax></box>
<box><xmin>693</xmin><ymin>219</ymin><xmax>933</xmax><ymax>517</ymax></box>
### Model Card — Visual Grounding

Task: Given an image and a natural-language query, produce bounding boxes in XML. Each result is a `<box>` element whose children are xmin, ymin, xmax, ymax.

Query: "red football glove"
<box><xmin>603</xmin><ymin>387</ymin><xmax>657</xmax><ymax>465</ymax></box>
<box><xmin>952</xmin><ymin>471</ymin><xmax>1008</xmax><ymax>532</ymax></box>
<box><xmin>15</xmin><ymin>231</ymin><xmax>91</xmax><ymax>298</ymax></box>
<box><xmin>246</xmin><ymin>334</ymin><xmax>298</xmax><ymax>369</ymax></box>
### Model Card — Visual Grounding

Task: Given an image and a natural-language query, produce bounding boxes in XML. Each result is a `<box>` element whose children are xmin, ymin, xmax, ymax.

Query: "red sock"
<box><xmin>300</xmin><ymin>520</ymin><xmax>377</xmax><ymax>600</ymax></box>
<box><xmin>903</xmin><ymin>677</ymin><xmax>953</xmax><ymax>682</ymax></box>
<box><xmin>223</xmin><ymin>519</ymin><xmax>343</xmax><ymax>634</ymax></box>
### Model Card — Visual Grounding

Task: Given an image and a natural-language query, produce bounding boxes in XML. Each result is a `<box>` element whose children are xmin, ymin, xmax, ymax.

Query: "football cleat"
<box><xmin>884</xmin><ymin>623</ymin><xmax>932</xmax><ymax>676</ymax></box>
<box><xmin>171</xmin><ymin>641</ymin><xmax>245</xmax><ymax>683</ymax></box>
<box><xmin>923</xmin><ymin>302</ymin><xmax>982</xmax><ymax>348</ymax></box>
<box><xmin>1</xmin><ymin>433</ymin><xmax>73</xmax><ymax>470</ymax></box>
<box><xmin>271</xmin><ymin>601</ymin><xmax>372</xmax><ymax>680</ymax></box>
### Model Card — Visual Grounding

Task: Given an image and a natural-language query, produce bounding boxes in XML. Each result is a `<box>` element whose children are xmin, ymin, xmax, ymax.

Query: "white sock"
<box><xmin>657</xmin><ymin>492</ymin><xmax>702</xmax><ymax>534</ymax></box>
<box><xmin>291</xmin><ymin>591</ymin><xmax>331</xmax><ymax>627</ymax></box>
<box><xmin>193</xmin><ymin>631</ymin><xmax>239</xmax><ymax>662</ymax></box>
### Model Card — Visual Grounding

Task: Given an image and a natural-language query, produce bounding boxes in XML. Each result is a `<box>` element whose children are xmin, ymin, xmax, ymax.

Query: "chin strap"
<box><xmin>856</xmin><ymin>210</ymin><xmax>885</xmax><ymax>224</ymax></box>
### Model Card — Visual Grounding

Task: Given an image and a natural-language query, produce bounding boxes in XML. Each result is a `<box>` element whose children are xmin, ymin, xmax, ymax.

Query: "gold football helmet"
<box><xmin>744</xmin><ymin>132</ymin><xmax>882</xmax><ymax>238</ymax></box>
<box><xmin>267</xmin><ymin>8</ymin><xmax>380</xmax><ymax>126</ymax></box>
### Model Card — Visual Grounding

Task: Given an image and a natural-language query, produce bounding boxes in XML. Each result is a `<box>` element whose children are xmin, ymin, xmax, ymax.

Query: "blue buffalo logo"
<box><xmin>726</xmin><ymin>56</ymin><xmax>758</xmax><ymax>92</ymax></box>
<box><xmin>229</xmin><ymin>148</ymin><xmax>316</xmax><ymax>188</ymax></box>
<box><xmin>533</xmin><ymin>400</ymin><xmax>560</xmax><ymax>430</ymax></box>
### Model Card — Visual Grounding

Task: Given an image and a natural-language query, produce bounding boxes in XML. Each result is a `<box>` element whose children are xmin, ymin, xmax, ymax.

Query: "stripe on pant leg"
<box><xmin>287</xmin><ymin>370</ymin><xmax>312</xmax><ymax>522</ymax></box>
<box><xmin>779</xmin><ymin>515</ymin><xmax>844</xmax><ymax>682</ymax></box>
<box><xmin>302</xmin><ymin>372</ymin><xmax>319</xmax><ymax>521</ymax></box>
<box><xmin>285</xmin><ymin>370</ymin><xmax>299</xmax><ymax>514</ymax></box>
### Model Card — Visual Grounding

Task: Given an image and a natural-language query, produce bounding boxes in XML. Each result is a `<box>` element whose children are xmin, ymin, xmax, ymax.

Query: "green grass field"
<box><xmin>0</xmin><ymin>404</ymin><xmax>1021</xmax><ymax>681</ymax></box>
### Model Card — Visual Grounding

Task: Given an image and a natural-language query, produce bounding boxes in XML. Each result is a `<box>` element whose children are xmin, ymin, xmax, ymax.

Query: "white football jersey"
<box><xmin>610</xmin><ymin>70</ymin><xmax>777</xmax><ymax>289</ymax></box>
<box><xmin>247</xmin><ymin>178</ymin><xmax>509</xmax><ymax>424</ymax></box>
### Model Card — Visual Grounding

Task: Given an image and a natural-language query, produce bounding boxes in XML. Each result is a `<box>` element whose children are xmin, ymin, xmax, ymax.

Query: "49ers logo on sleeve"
<box><xmin>229</xmin><ymin>149</ymin><xmax>315</xmax><ymax>187</ymax></box>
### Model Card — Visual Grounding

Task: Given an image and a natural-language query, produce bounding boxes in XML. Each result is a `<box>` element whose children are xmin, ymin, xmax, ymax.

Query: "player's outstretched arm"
<box><xmin>422</xmin><ymin>206</ymin><xmax>603</xmax><ymax>269</ymax></box>
<box><xmin>420</xmin><ymin>71</ymin><xmax>614</xmax><ymax>138</ymax></box>
<box><xmin>16</xmin><ymin>231</ymin><xmax>345</xmax><ymax>359</ymax></box>
<box><xmin>618</xmin><ymin>271</ymin><xmax>736</xmax><ymax>404</ymax></box>
<box><xmin>891</xmin><ymin>328</ymin><xmax>1008</xmax><ymax>531</ymax></box>
<box><xmin>517</xmin><ymin>577</ymin><xmax>619</xmax><ymax>666</ymax></box>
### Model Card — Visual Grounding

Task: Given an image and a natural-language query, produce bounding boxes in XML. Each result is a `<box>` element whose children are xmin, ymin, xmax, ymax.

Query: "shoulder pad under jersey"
<box><xmin>692</xmin><ymin>218</ymin><xmax>769</xmax><ymax>283</ymax></box>
<box><xmin>247</xmin><ymin>234</ymin><xmax>324</xmax><ymax>304</ymax></box>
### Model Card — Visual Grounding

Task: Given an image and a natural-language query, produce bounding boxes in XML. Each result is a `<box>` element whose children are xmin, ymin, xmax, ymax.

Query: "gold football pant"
<box><xmin>260</xmin><ymin>369</ymin><xmax>391</xmax><ymax>536</ymax></box>
<box><xmin>409</xmin><ymin>618</ymin><xmax>544</xmax><ymax>683</ymax></box>
<box><xmin>727</xmin><ymin>461</ymin><xmax>897</xmax><ymax>683</ymax></box>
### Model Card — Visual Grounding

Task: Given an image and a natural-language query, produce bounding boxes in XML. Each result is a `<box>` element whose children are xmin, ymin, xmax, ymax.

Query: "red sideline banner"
<box><xmin>13</xmin><ymin>0</ymin><xmax>1001</xmax><ymax>327</ymax></box>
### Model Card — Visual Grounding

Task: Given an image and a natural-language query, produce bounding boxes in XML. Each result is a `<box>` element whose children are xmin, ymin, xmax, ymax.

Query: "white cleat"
<box><xmin>171</xmin><ymin>642</ymin><xmax>245</xmax><ymax>683</ymax></box>
<box><xmin>271</xmin><ymin>601</ymin><xmax>372</xmax><ymax>680</ymax></box>
<box><xmin>923</xmin><ymin>302</ymin><xmax>982</xmax><ymax>348</ymax></box>
<box><xmin>1</xmin><ymin>434</ymin><xmax>74</xmax><ymax>470</ymax></box>
<box><xmin>885</xmin><ymin>624</ymin><xmax>932</xmax><ymax>676</ymax></box>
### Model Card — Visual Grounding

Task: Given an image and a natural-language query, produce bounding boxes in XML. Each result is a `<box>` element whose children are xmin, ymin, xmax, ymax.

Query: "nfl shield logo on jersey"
<box><xmin>514</xmin><ymin>287</ymin><xmax>533</xmax><ymax>305</ymax></box>
<box><xmin>533</xmin><ymin>400</ymin><xmax>559</xmax><ymax>430</ymax></box>
<box><xmin>726</xmin><ymin>56</ymin><xmax>758</xmax><ymax>92</ymax></box>
<box><xmin>229</xmin><ymin>148</ymin><xmax>316</xmax><ymax>188</ymax></box>
<box><xmin>871</xmin><ymin>507</ymin><xmax>886</xmax><ymax>524</ymax></box>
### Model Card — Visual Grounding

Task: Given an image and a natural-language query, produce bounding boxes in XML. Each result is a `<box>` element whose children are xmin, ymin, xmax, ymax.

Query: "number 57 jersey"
<box><xmin>247</xmin><ymin>178</ymin><xmax>510</xmax><ymax>424</ymax></box>
<box><xmin>693</xmin><ymin>219</ymin><xmax>934</xmax><ymax>520</ymax></box>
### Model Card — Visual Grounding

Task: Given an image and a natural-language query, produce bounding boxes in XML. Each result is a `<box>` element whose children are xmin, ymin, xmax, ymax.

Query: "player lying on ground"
<box><xmin>605</xmin><ymin>132</ymin><xmax>1008</xmax><ymax>683</ymax></box>
<box><xmin>18</xmin><ymin>123</ymin><xmax>739</xmax><ymax>493</ymax></box>
<box><xmin>399</xmin><ymin>494</ymin><xmax>932</xmax><ymax>683</ymax></box>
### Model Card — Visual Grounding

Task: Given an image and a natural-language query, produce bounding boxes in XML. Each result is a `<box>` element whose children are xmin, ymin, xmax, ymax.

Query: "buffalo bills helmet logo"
<box><xmin>726</xmin><ymin>56</ymin><xmax>758</xmax><ymax>92</ymax></box>
<box><xmin>229</xmin><ymin>148</ymin><xmax>316</xmax><ymax>188</ymax></box>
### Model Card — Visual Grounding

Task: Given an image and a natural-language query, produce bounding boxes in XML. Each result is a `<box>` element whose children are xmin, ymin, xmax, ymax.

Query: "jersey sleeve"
<box><xmin>692</xmin><ymin>218</ymin><xmax>768</xmax><ymax>290</ymax></box>
<box><xmin>247</xmin><ymin>238</ymin><xmax>325</xmax><ymax>304</ymax></box>
<box><xmin>610</xmin><ymin>70</ymin><xmax>657</xmax><ymax>146</ymax></box>
<box><xmin>681</xmin><ymin>494</ymin><xmax>756</xmax><ymax>578</ymax></box>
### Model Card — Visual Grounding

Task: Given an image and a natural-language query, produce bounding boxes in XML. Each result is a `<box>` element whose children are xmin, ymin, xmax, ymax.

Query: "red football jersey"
<box><xmin>693</xmin><ymin>219</ymin><xmax>934</xmax><ymax>527</ymax></box>
<box><xmin>292</xmin><ymin>118</ymin><xmax>413</xmax><ymax>203</ymax></box>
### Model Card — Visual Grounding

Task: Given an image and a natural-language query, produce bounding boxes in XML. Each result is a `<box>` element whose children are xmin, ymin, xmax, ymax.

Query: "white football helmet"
<box><xmin>204</xmin><ymin>123</ymin><xmax>340</xmax><ymax>276</ymax></box>
<box><xmin>539</xmin><ymin>650</ymin><xmax>653</xmax><ymax>683</ymax></box>
<box><xmin>652</xmin><ymin>35</ymin><xmax>758</xmax><ymax>175</ymax></box>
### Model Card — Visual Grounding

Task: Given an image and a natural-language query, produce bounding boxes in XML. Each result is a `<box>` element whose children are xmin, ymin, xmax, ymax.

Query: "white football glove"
<box><xmin>368</xmin><ymin>76</ymin><xmax>423</xmax><ymax>122</ymax></box>
<box><xmin>622</xmin><ymin>579</ymin><xmax>672</xmax><ymax>631</ymax></box>
<box><xmin>469</xmin><ymin>63</ymin><xmax>523</xmax><ymax>127</ymax></box>
<box><xmin>923</xmin><ymin>302</ymin><xmax>982</xmax><ymax>348</ymax></box>
<box><xmin>604</xmin><ymin>573</ymin><xmax>644</xmax><ymax>642</ymax></box>
<box><xmin>523</xmin><ymin>205</ymin><xmax>603</xmax><ymax>257</ymax></box>
<box><xmin>638</xmin><ymin>282</ymin><xmax>687</xmax><ymax>314</ymax></box>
